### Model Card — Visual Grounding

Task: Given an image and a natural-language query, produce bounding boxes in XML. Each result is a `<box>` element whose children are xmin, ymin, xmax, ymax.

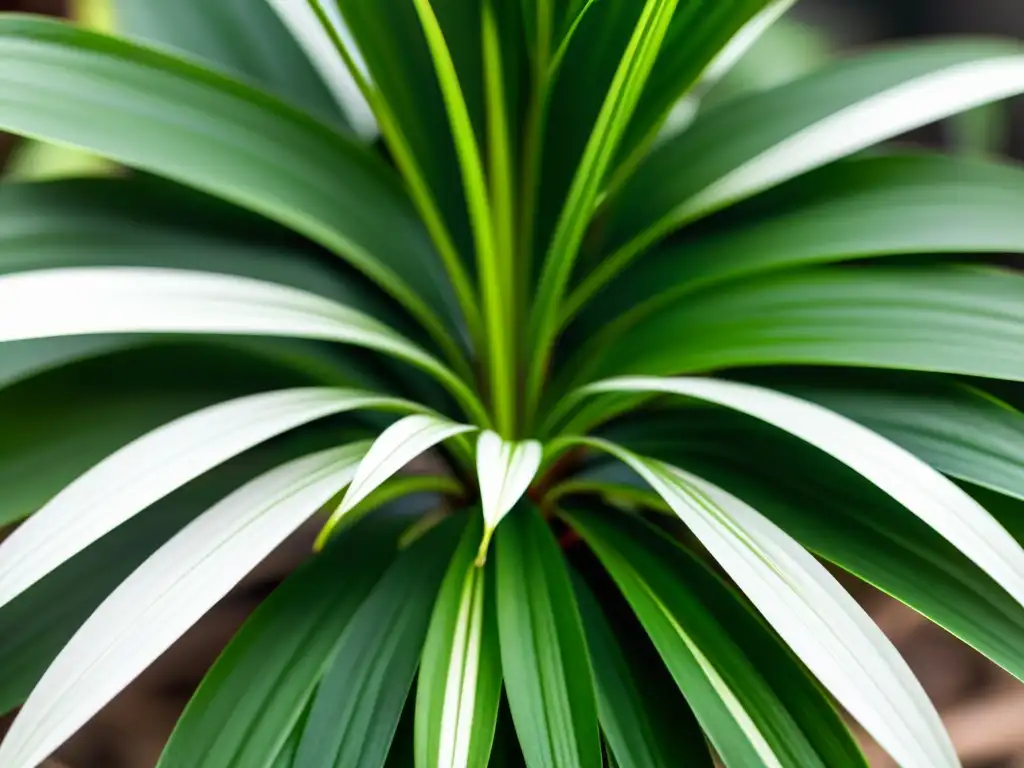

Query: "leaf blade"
<box><xmin>475</xmin><ymin>431</ymin><xmax>543</xmax><ymax>564</ymax></box>
<box><xmin>0</xmin><ymin>443</ymin><xmax>368</xmax><ymax>768</ymax></box>
<box><xmin>416</xmin><ymin>515</ymin><xmax>502</xmax><ymax>768</ymax></box>
<box><xmin>495</xmin><ymin>503</ymin><xmax>601</xmax><ymax>768</ymax></box>
<box><xmin>0</xmin><ymin>387</ymin><xmax>405</xmax><ymax>609</ymax></box>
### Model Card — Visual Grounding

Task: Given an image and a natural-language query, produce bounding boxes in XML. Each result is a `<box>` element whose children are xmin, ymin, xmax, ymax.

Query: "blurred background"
<box><xmin>2</xmin><ymin>1</ymin><xmax>1024</xmax><ymax>766</ymax></box>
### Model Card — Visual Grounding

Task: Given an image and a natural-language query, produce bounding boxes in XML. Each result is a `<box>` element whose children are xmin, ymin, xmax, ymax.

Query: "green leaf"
<box><xmin>331</xmin><ymin>0</ymin><xmax>483</xmax><ymax>265</ymax></box>
<box><xmin>495</xmin><ymin>502</ymin><xmax>601</xmax><ymax>768</ymax></box>
<box><xmin>157</xmin><ymin>511</ymin><xmax>413</xmax><ymax>768</ymax></box>
<box><xmin>596</xmin><ymin>267</ymin><xmax>1024</xmax><ymax>385</ymax></box>
<box><xmin>579</xmin><ymin>440</ymin><xmax>953</xmax><ymax>767</ymax></box>
<box><xmin>0</xmin><ymin>16</ymin><xmax>462</xmax><ymax>352</ymax></box>
<box><xmin>774</xmin><ymin>373</ymin><xmax>1024</xmax><ymax>503</ymax></box>
<box><xmin>415</xmin><ymin>515</ymin><xmax>502</xmax><ymax>768</ymax></box>
<box><xmin>111</xmin><ymin>0</ymin><xmax>352</xmax><ymax>128</ymax></box>
<box><xmin>572</xmin><ymin>573</ymin><xmax>710</xmax><ymax>768</ymax></box>
<box><xmin>0</xmin><ymin>444</ymin><xmax>286</xmax><ymax>715</ymax></box>
<box><xmin>293</xmin><ymin>516</ymin><xmax>465</xmax><ymax>768</ymax></box>
<box><xmin>528</xmin><ymin>0</ymin><xmax>681</xmax><ymax>410</ymax></box>
<box><xmin>584</xmin><ymin>377</ymin><xmax>1024</xmax><ymax>626</ymax></box>
<box><xmin>407</xmin><ymin>0</ymin><xmax>513</xmax><ymax>432</ymax></box>
<box><xmin>0</xmin><ymin>266</ymin><xmax>486</xmax><ymax>422</ymax></box>
<box><xmin>587</xmin><ymin>39</ymin><xmax>1024</xmax><ymax>306</ymax></box>
<box><xmin>0</xmin><ymin>443</ymin><xmax>368</xmax><ymax>768</ymax></box>
<box><xmin>0</xmin><ymin>388</ymin><xmax>418</xmax><ymax>609</ymax></box>
<box><xmin>534</xmin><ymin>0</ymin><xmax>769</xmax><ymax>262</ymax></box>
<box><xmin>0</xmin><ymin>342</ymin><xmax>309</xmax><ymax>528</ymax></box>
<box><xmin>0</xmin><ymin>178</ymin><xmax>418</xmax><ymax>329</ymax></box>
<box><xmin>568</xmin><ymin>154</ymin><xmax>1024</xmax><ymax>342</ymax></box>
<box><xmin>562</xmin><ymin>506</ymin><xmax>868</xmax><ymax>768</ymax></box>
<box><xmin>603</xmin><ymin>409</ymin><xmax>1024</xmax><ymax>685</ymax></box>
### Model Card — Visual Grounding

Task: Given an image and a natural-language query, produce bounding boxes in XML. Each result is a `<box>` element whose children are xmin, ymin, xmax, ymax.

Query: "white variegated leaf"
<box><xmin>318</xmin><ymin>414</ymin><xmax>477</xmax><ymax>547</ymax></box>
<box><xmin>584</xmin><ymin>438</ymin><xmax>957</xmax><ymax>768</ymax></box>
<box><xmin>437</xmin><ymin>564</ymin><xmax>487</xmax><ymax>768</ymax></box>
<box><xmin>584</xmin><ymin>376</ymin><xmax>1024</xmax><ymax>613</ymax></box>
<box><xmin>266</xmin><ymin>0</ymin><xmax>377</xmax><ymax>137</ymax></box>
<box><xmin>474</xmin><ymin>431</ymin><xmax>542</xmax><ymax>564</ymax></box>
<box><xmin>676</xmin><ymin>55</ymin><xmax>1024</xmax><ymax>222</ymax></box>
<box><xmin>0</xmin><ymin>443</ymin><xmax>368</xmax><ymax>768</ymax></box>
<box><xmin>0</xmin><ymin>387</ymin><xmax>415</xmax><ymax>608</ymax></box>
<box><xmin>0</xmin><ymin>267</ymin><xmax>461</xmax><ymax>388</ymax></box>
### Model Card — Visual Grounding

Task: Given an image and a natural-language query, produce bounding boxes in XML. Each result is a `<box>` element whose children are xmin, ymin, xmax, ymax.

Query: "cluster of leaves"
<box><xmin>3</xmin><ymin>1</ymin><xmax>1024</xmax><ymax>766</ymax></box>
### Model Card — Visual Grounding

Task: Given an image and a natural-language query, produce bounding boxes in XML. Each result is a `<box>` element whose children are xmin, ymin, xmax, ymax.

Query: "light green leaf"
<box><xmin>320</xmin><ymin>414</ymin><xmax>477</xmax><ymax>547</ymax></box>
<box><xmin>528</xmin><ymin>0</ymin><xmax>680</xmax><ymax>409</ymax></box>
<box><xmin>0</xmin><ymin>443</ymin><xmax>368</xmax><ymax>768</ymax></box>
<box><xmin>157</xmin><ymin>510</ymin><xmax>414</xmax><ymax>768</ymax></box>
<box><xmin>495</xmin><ymin>502</ymin><xmax>601</xmax><ymax>768</ymax></box>
<box><xmin>111</xmin><ymin>0</ymin><xmax>352</xmax><ymax>127</ymax></box>
<box><xmin>579</xmin><ymin>439</ymin><xmax>955</xmax><ymax>767</ymax></box>
<box><xmin>294</xmin><ymin>516</ymin><xmax>465</xmax><ymax>768</ymax></box>
<box><xmin>0</xmin><ymin>387</ymin><xmax>406</xmax><ymax>609</ymax></box>
<box><xmin>596</xmin><ymin>267</ymin><xmax>1024</xmax><ymax>386</ymax></box>
<box><xmin>590</xmin><ymin>39</ymin><xmax>1024</xmax><ymax>304</ymax></box>
<box><xmin>562</xmin><ymin>505</ymin><xmax>866</xmax><ymax>767</ymax></box>
<box><xmin>331</xmin><ymin>0</ymin><xmax>482</xmax><ymax>265</ymax></box>
<box><xmin>0</xmin><ymin>16</ymin><xmax>461</xmax><ymax>350</ymax></box>
<box><xmin>475</xmin><ymin>431</ymin><xmax>543</xmax><ymax>564</ymax></box>
<box><xmin>416</xmin><ymin>515</ymin><xmax>502</xmax><ymax>768</ymax></box>
<box><xmin>572</xmin><ymin>574</ymin><xmax>710</xmax><ymax>768</ymax></box>
<box><xmin>584</xmin><ymin>376</ymin><xmax>1024</xmax><ymax>622</ymax></box>
<box><xmin>568</xmin><ymin>154</ymin><xmax>1024</xmax><ymax>342</ymax></box>
<box><xmin>0</xmin><ymin>266</ymin><xmax>485</xmax><ymax>421</ymax></box>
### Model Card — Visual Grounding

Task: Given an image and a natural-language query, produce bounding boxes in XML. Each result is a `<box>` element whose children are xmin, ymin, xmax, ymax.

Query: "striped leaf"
<box><xmin>0</xmin><ymin>387</ymin><xmax>406</xmax><ymax>608</ymax></box>
<box><xmin>475</xmin><ymin>431</ymin><xmax>543</xmax><ymax>564</ymax></box>
<box><xmin>416</xmin><ymin>515</ymin><xmax>502</xmax><ymax>768</ymax></box>
<box><xmin>0</xmin><ymin>443</ymin><xmax>368</xmax><ymax>768</ymax></box>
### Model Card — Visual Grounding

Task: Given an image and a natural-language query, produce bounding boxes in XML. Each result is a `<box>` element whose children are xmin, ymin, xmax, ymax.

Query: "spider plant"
<box><xmin>4</xmin><ymin>1</ymin><xmax>1024</xmax><ymax>766</ymax></box>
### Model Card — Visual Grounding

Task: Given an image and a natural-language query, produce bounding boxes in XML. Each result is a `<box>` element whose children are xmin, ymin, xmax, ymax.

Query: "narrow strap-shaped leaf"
<box><xmin>0</xmin><ymin>443</ymin><xmax>368</xmax><ymax>768</ymax></box>
<box><xmin>263</xmin><ymin>0</ymin><xmax>376</xmax><ymax>136</ymax></box>
<box><xmin>584</xmin><ymin>376</ymin><xmax>1024</xmax><ymax>619</ymax></box>
<box><xmin>416</xmin><ymin>515</ymin><xmax>502</xmax><ymax>768</ymax></box>
<box><xmin>294</xmin><ymin>516</ymin><xmax>465</xmax><ymax>768</ymax></box>
<box><xmin>111</xmin><ymin>0</ymin><xmax>352</xmax><ymax>128</ymax></box>
<box><xmin>594</xmin><ymin>267</ymin><xmax>1024</xmax><ymax>386</ymax></box>
<box><xmin>614</xmin><ymin>0</ymin><xmax>785</xmax><ymax>180</ymax></box>
<box><xmin>606</xmin><ymin>412</ymin><xmax>1024</xmax><ymax>685</ymax></box>
<box><xmin>475</xmin><ymin>431</ymin><xmax>543</xmax><ymax>564</ymax></box>
<box><xmin>527</xmin><ymin>0</ymin><xmax>680</xmax><ymax>412</ymax></box>
<box><xmin>777</xmin><ymin>375</ymin><xmax>1024</xmax><ymax>503</ymax></box>
<box><xmin>331</xmin><ymin>0</ymin><xmax>482</xmax><ymax>268</ymax></box>
<box><xmin>568</xmin><ymin>154</ymin><xmax>1024</xmax><ymax>342</ymax></box>
<box><xmin>0</xmin><ymin>16</ymin><xmax>461</xmax><ymax>351</ymax></box>
<box><xmin>0</xmin><ymin>266</ymin><xmax>487</xmax><ymax>422</ymax></box>
<box><xmin>587</xmin><ymin>39</ymin><xmax>1024</xmax><ymax>307</ymax></box>
<box><xmin>0</xmin><ymin>443</ymin><xmax>293</xmax><ymax>715</ymax></box>
<box><xmin>408</xmin><ymin>0</ymin><xmax>514</xmax><ymax>433</ymax></box>
<box><xmin>319</xmin><ymin>414</ymin><xmax>478</xmax><ymax>547</ymax></box>
<box><xmin>0</xmin><ymin>341</ymin><xmax>311</xmax><ymax>528</ymax></box>
<box><xmin>572</xmin><ymin>574</ymin><xmax>711</xmax><ymax>768</ymax></box>
<box><xmin>495</xmin><ymin>502</ymin><xmax>601</xmax><ymax>768</ymax></box>
<box><xmin>0</xmin><ymin>387</ymin><xmax>410</xmax><ymax>609</ymax></box>
<box><xmin>562</xmin><ymin>506</ymin><xmax>866</xmax><ymax>767</ymax></box>
<box><xmin>157</xmin><ymin>511</ymin><xmax>415</xmax><ymax>768</ymax></box>
<box><xmin>578</xmin><ymin>440</ymin><xmax>955</xmax><ymax>767</ymax></box>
